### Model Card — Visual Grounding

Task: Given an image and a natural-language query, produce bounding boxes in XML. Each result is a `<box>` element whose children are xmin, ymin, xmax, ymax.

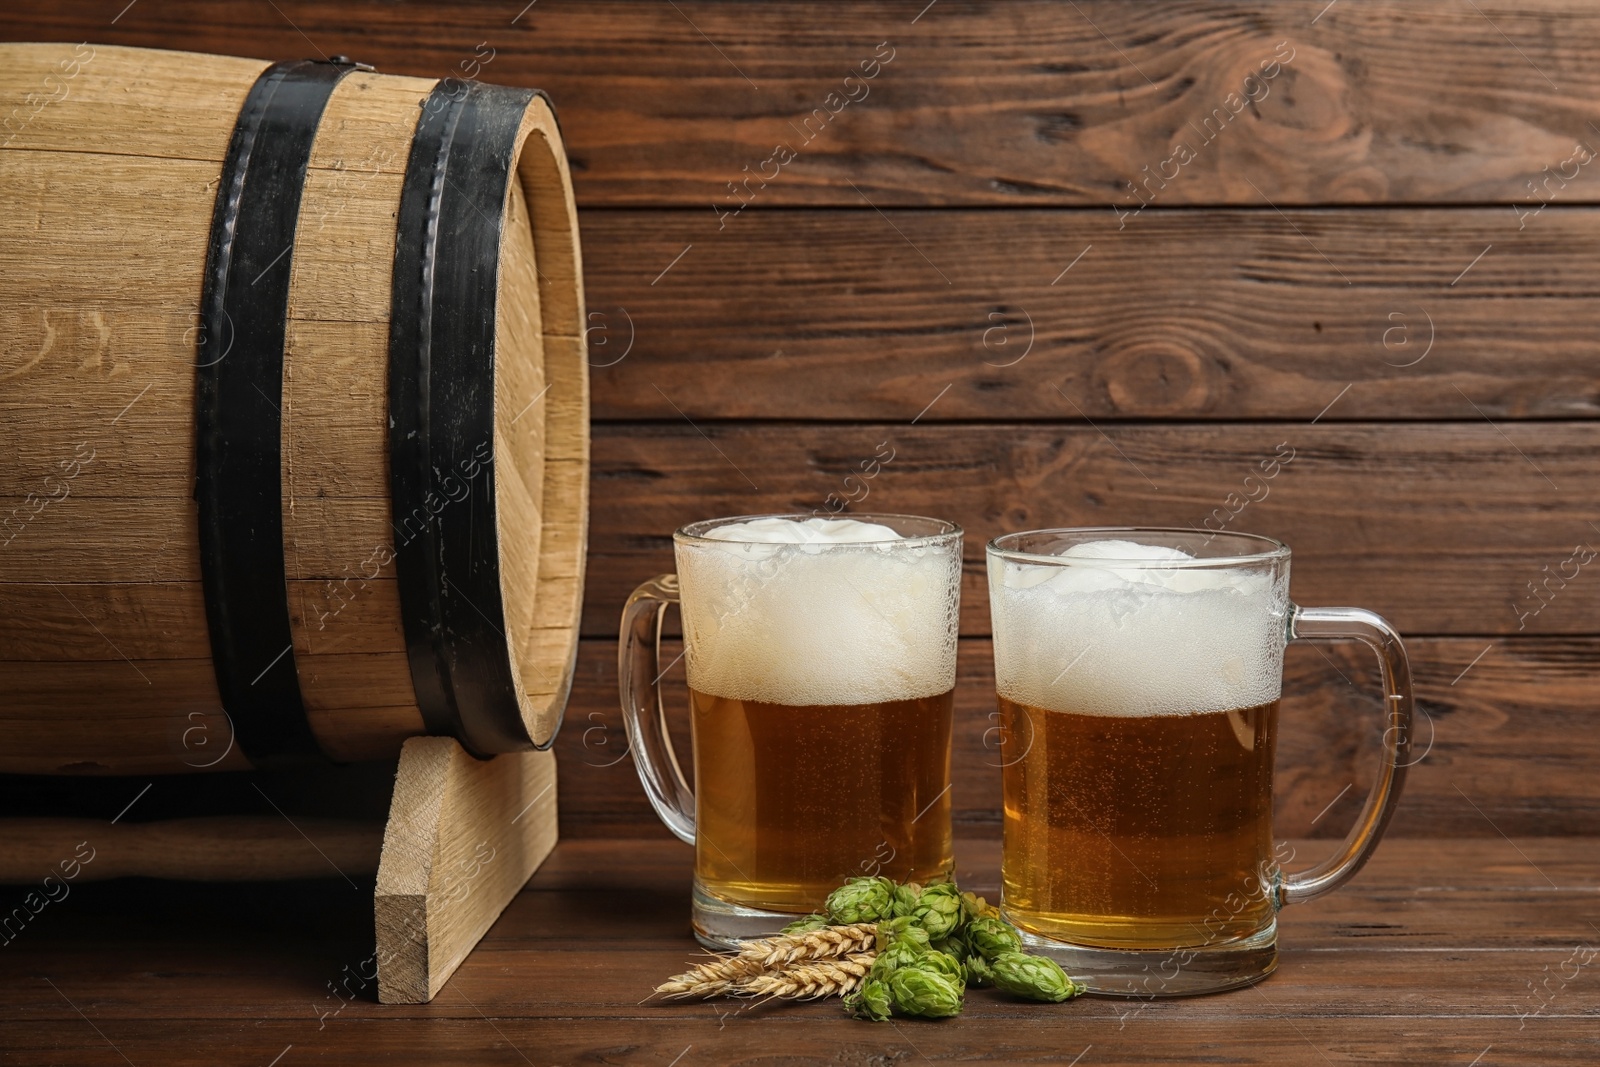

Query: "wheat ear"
<box><xmin>734</xmin><ymin>952</ymin><xmax>877</xmax><ymax>999</ymax></box>
<box><xmin>735</xmin><ymin>923</ymin><xmax>878</xmax><ymax>968</ymax></box>
<box><xmin>655</xmin><ymin>953</ymin><xmax>769</xmax><ymax>998</ymax></box>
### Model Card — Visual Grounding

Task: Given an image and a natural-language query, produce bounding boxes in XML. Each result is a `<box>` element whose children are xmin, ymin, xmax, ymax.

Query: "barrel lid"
<box><xmin>388</xmin><ymin>80</ymin><xmax>587</xmax><ymax>756</ymax></box>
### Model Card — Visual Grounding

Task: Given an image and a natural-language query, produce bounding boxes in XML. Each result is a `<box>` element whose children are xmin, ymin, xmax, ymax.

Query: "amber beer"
<box><xmin>691</xmin><ymin>688</ymin><xmax>954</xmax><ymax>911</ymax></box>
<box><xmin>1000</xmin><ymin>696</ymin><xmax>1279</xmax><ymax>947</ymax></box>
<box><xmin>986</xmin><ymin>528</ymin><xmax>1416</xmax><ymax>993</ymax></box>
<box><xmin>665</xmin><ymin>515</ymin><xmax>964</xmax><ymax>923</ymax></box>
<box><xmin>988</xmin><ymin>533</ymin><xmax>1293</xmax><ymax>953</ymax></box>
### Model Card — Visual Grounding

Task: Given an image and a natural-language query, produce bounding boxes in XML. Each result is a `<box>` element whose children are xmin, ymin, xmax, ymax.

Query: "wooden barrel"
<box><xmin>0</xmin><ymin>44</ymin><xmax>589</xmax><ymax>774</ymax></box>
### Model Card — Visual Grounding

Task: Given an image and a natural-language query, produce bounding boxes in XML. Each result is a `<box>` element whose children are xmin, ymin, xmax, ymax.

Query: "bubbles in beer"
<box><xmin>677</xmin><ymin>517</ymin><xmax>960</xmax><ymax>706</ymax></box>
<box><xmin>989</xmin><ymin>539</ymin><xmax>1285</xmax><ymax>717</ymax></box>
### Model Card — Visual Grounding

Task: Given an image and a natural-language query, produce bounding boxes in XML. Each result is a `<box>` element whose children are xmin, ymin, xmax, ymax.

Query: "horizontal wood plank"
<box><xmin>6</xmin><ymin>941</ymin><xmax>1596</xmax><ymax>1022</ymax></box>
<box><xmin>0</xmin><ymin>1017</ymin><xmax>1586</xmax><ymax>1066</ymax></box>
<box><xmin>1</xmin><ymin>839</ymin><xmax>1596</xmax><ymax>1064</ymax></box>
<box><xmin>9</xmin><ymin>423</ymin><xmax>1594</xmax><ymax>634</ymax></box>
<box><xmin>0</xmin><ymin>577</ymin><xmax>395</xmax><ymax>661</ymax></box>
<box><xmin>580</xmin><ymin>422</ymin><xmax>1600</xmax><ymax>637</ymax></box>
<box><xmin>0</xmin><ymin>654</ymin><xmax>412</xmax><ymax>713</ymax></box>
<box><xmin>8</xmin><ymin>3</ymin><xmax>1600</xmax><ymax>208</ymax></box>
<box><xmin>581</xmin><ymin>207</ymin><xmax>1600</xmax><ymax>421</ymax></box>
<box><xmin>0</xmin><ymin>652</ymin><xmax>418</xmax><ymax>772</ymax></box>
<box><xmin>7</xmin><ymin>206</ymin><xmax>1599</xmax><ymax>429</ymax></box>
<box><xmin>556</xmin><ymin>636</ymin><xmax>1600</xmax><ymax>841</ymax></box>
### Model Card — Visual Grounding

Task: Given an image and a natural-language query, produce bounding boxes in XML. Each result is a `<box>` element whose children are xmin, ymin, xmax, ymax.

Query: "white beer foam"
<box><xmin>678</xmin><ymin>518</ymin><xmax>959</xmax><ymax>706</ymax></box>
<box><xmin>990</xmin><ymin>539</ymin><xmax>1284</xmax><ymax>717</ymax></box>
<box><xmin>702</xmin><ymin>516</ymin><xmax>905</xmax><ymax>545</ymax></box>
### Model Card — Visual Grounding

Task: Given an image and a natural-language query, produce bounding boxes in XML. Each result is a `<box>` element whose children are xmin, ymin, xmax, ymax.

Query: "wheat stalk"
<box><xmin>734</xmin><ymin>952</ymin><xmax>876</xmax><ymax>999</ymax></box>
<box><xmin>655</xmin><ymin>953</ymin><xmax>770</xmax><ymax>998</ymax></box>
<box><xmin>735</xmin><ymin>922</ymin><xmax>878</xmax><ymax>968</ymax></box>
<box><xmin>655</xmin><ymin>923</ymin><xmax>880</xmax><ymax>999</ymax></box>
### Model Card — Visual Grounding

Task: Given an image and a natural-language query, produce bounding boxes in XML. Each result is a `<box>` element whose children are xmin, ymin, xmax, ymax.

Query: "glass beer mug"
<box><xmin>621</xmin><ymin>514</ymin><xmax>962</xmax><ymax>947</ymax></box>
<box><xmin>987</xmin><ymin>528</ymin><xmax>1412</xmax><ymax>994</ymax></box>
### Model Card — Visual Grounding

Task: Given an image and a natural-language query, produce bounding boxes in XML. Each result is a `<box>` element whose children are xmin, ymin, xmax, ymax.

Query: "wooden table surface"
<box><xmin>3</xmin><ymin>836</ymin><xmax>1597</xmax><ymax>1065</ymax></box>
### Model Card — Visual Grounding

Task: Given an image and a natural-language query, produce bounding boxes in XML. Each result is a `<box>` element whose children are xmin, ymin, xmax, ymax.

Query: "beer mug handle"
<box><xmin>618</xmin><ymin>574</ymin><xmax>695</xmax><ymax>845</ymax></box>
<box><xmin>1279</xmin><ymin>605</ymin><xmax>1414</xmax><ymax>906</ymax></box>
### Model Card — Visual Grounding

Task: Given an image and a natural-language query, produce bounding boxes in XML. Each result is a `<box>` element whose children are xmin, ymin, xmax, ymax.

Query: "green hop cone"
<box><xmin>965</xmin><ymin>954</ymin><xmax>994</xmax><ymax>987</ymax></box>
<box><xmin>781</xmin><ymin>913</ymin><xmax>829</xmax><ymax>935</ymax></box>
<box><xmin>870</xmin><ymin>939</ymin><xmax>928</xmax><ymax>981</ymax></box>
<box><xmin>844</xmin><ymin>977</ymin><xmax>893</xmax><ymax>1022</ymax></box>
<box><xmin>989</xmin><ymin>951</ymin><xmax>1084</xmax><ymax>1003</ymax></box>
<box><xmin>912</xmin><ymin>881</ymin><xmax>964</xmax><ymax>940</ymax></box>
<box><xmin>876</xmin><ymin>915</ymin><xmax>933</xmax><ymax>952</ymax></box>
<box><xmin>932</xmin><ymin>929</ymin><xmax>968</xmax><ymax>963</ymax></box>
<box><xmin>887</xmin><ymin>965</ymin><xmax>965</xmax><ymax>1019</ymax></box>
<box><xmin>966</xmin><ymin>915</ymin><xmax>1024</xmax><ymax>961</ymax></box>
<box><xmin>960</xmin><ymin>889</ymin><xmax>999</xmax><ymax>922</ymax></box>
<box><xmin>891</xmin><ymin>881</ymin><xmax>922</xmax><ymax>919</ymax></box>
<box><xmin>825</xmin><ymin>876</ymin><xmax>896</xmax><ymax>924</ymax></box>
<box><xmin>919</xmin><ymin>948</ymin><xmax>966</xmax><ymax>985</ymax></box>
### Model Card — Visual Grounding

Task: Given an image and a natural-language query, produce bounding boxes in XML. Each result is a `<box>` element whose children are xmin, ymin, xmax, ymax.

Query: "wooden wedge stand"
<box><xmin>375</xmin><ymin>737</ymin><xmax>559</xmax><ymax>1003</ymax></box>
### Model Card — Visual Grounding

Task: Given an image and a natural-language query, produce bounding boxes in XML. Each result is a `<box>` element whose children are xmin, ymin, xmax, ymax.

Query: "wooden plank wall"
<box><xmin>4</xmin><ymin>2</ymin><xmax>1597</xmax><ymax>841</ymax></box>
